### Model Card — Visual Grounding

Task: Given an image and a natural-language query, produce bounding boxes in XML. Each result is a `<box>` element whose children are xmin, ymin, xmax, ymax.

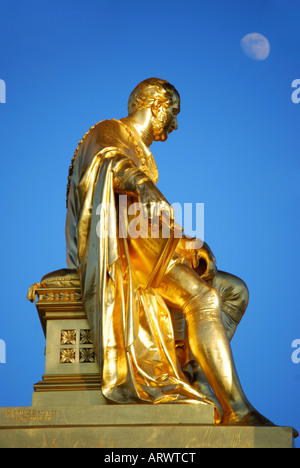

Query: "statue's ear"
<box><xmin>151</xmin><ymin>100</ymin><xmax>160</xmax><ymax>118</ymax></box>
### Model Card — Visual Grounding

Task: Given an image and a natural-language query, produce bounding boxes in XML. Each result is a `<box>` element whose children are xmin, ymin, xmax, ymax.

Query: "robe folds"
<box><xmin>66</xmin><ymin>118</ymin><xmax>215</xmax><ymax>408</ymax></box>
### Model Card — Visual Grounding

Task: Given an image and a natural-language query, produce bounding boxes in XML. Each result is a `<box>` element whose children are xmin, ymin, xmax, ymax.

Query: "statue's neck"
<box><xmin>126</xmin><ymin>109</ymin><xmax>154</xmax><ymax>148</ymax></box>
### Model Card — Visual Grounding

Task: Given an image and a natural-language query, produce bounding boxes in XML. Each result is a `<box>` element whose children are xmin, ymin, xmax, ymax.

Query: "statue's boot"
<box><xmin>159</xmin><ymin>263</ymin><xmax>297</xmax><ymax>437</ymax></box>
<box><xmin>183</xmin><ymin>293</ymin><xmax>276</xmax><ymax>428</ymax></box>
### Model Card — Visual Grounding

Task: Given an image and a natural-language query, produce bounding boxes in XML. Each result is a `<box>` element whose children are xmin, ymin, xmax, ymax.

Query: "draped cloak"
<box><xmin>66</xmin><ymin>118</ymin><xmax>215</xmax><ymax>408</ymax></box>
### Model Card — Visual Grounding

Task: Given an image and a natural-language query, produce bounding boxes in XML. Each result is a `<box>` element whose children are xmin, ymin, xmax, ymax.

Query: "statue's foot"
<box><xmin>222</xmin><ymin>408</ymin><xmax>274</xmax><ymax>427</ymax></box>
<box><xmin>222</xmin><ymin>409</ymin><xmax>299</xmax><ymax>438</ymax></box>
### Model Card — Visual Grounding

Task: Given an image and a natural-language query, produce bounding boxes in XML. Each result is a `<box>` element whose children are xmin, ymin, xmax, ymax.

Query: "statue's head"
<box><xmin>128</xmin><ymin>78</ymin><xmax>180</xmax><ymax>142</ymax></box>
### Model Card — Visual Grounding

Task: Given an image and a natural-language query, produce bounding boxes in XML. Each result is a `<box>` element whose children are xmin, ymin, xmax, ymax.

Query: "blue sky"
<box><xmin>0</xmin><ymin>0</ymin><xmax>299</xmax><ymax>446</ymax></box>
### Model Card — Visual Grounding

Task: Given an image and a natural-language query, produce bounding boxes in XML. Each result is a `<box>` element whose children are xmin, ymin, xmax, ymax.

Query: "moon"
<box><xmin>240</xmin><ymin>33</ymin><xmax>270</xmax><ymax>61</ymax></box>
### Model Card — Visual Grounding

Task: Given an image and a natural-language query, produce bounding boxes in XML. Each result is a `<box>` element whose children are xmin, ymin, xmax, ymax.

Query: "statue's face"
<box><xmin>152</xmin><ymin>93</ymin><xmax>180</xmax><ymax>142</ymax></box>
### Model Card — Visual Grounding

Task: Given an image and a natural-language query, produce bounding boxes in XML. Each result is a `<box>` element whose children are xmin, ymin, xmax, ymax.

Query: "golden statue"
<box><xmin>65</xmin><ymin>78</ymin><xmax>275</xmax><ymax>427</ymax></box>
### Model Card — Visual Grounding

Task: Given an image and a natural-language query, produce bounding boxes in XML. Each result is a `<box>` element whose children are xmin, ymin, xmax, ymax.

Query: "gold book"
<box><xmin>127</xmin><ymin>212</ymin><xmax>183</xmax><ymax>289</ymax></box>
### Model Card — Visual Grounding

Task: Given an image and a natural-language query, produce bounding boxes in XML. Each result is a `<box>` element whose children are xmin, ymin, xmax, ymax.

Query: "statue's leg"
<box><xmin>172</xmin><ymin>270</ymin><xmax>249</xmax><ymax>415</ymax></box>
<box><xmin>193</xmin><ymin>270</ymin><xmax>249</xmax><ymax>414</ymax></box>
<box><xmin>212</xmin><ymin>271</ymin><xmax>249</xmax><ymax>341</ymax></box>
<box><xmin>158</xmin><ymin>263</ymin><xmax>273</xmax><ymax>425</ymax></box>
<box><xmin>170</xmin><ymin>308</ymin><xmax>222</xmax><ymax>412</ymax></box>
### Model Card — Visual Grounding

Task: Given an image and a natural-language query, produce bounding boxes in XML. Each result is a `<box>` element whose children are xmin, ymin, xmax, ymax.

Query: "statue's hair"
<box><xmin>128</xmin><ymin>78</ymin><xmax>179</xmax><ymax>115</ymax></box>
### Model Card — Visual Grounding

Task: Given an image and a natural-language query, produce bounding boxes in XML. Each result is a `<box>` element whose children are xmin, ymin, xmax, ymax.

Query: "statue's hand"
<box><xmin>176</xmin><ymin>238</ymin><xmax>217</xmax><ymax>283</ymax></box>
<box><xmin>136</xmin><ymin>179</ymin><xmax>174</xmax><ymax>221</ymax></box>
<box><xmin>194</xmin><ymin>244</ymin><xmax>217</xmax><ymax>283</ymax></box>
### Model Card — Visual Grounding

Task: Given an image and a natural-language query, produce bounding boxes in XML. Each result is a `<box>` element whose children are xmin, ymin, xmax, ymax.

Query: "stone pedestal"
<box><xmin>27</xmin><ymin>269</ymin><xmax>106</xmax><ymax>406</ymax></box>
<box><xmin>11</xmin><ymin>270</ymin><xmax>293</xmax><ymax>449</ymax></box>
<box><xmin>0</xmin><ymin>405</ymin><xmax>295</xmax><ymax>448</ymax></box>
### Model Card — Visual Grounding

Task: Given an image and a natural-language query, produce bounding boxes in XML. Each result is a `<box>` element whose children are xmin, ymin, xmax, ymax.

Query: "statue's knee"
<box><xmin>234</xmin><ymin>277</ymin><xmax>249</xmax><ymax>307</ymax></box>
<box><xmin>242</xmin><ymin>281</ymin><xmax>249</xmax><ymax>305</ymax></box>
<box><xmin>183</xmin><ymin>285</ymin><xmax>222</xmax><ymax>322</ymax></box>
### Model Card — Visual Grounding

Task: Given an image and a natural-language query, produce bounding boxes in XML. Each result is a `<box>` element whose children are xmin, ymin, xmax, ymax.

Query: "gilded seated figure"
<box><xmin>64</xmin><ymin>77</ymin><xmax>274</xmax><ymax>427</ymax></box>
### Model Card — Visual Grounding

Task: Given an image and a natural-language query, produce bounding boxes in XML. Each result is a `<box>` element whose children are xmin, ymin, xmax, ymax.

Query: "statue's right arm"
<box><xmin>112</xmin><ymin>156</ymin><xmax>174</xmax><ymax>219</ymax></box>
<box><xmin>112</xmin><ymin>156</ymin><xmax>150</xmax><ymax>197</ymax></box>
